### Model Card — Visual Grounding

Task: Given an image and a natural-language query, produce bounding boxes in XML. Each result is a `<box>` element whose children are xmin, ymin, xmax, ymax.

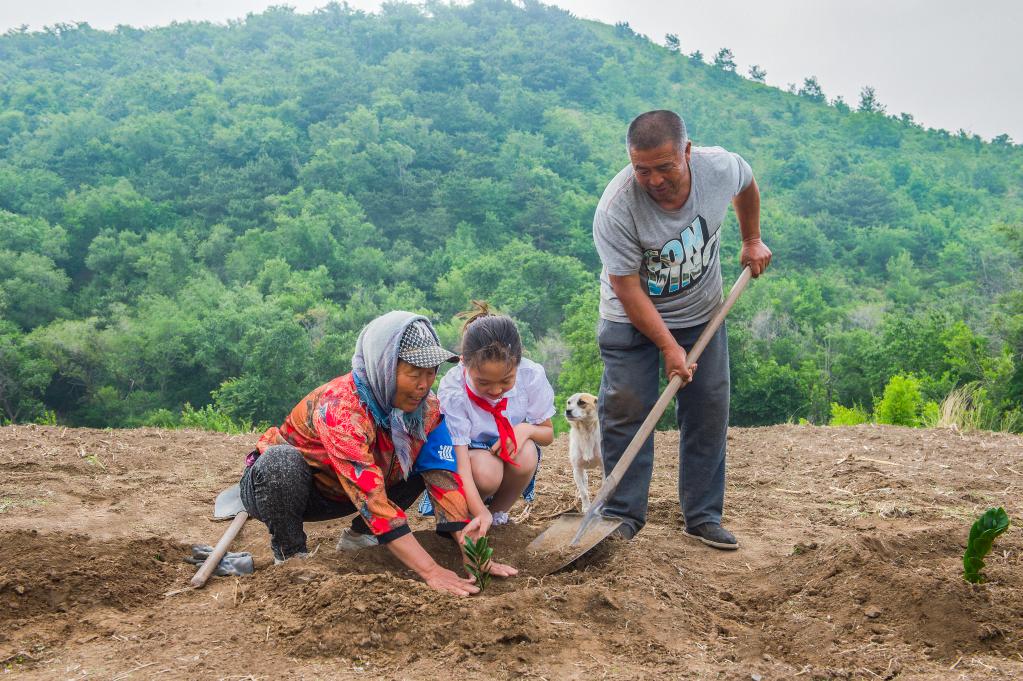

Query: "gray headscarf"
<box><xmin>350</xmin><ymin>311</ymin><xmax>437</xmax><ymax>478</ymax></box>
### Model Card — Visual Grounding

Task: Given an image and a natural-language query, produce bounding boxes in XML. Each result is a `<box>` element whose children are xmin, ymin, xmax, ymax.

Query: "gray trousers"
<box><xmin>597</xmin><ymin>319</ymin><xmax>730</xmax><ymax>538</ymax></box>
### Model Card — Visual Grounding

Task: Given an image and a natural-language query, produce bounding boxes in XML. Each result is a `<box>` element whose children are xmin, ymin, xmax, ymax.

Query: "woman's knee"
<box><xmin>252</xmin><ymin>445</ymin><xmax>310</xmax><ymax>489</ymax></box>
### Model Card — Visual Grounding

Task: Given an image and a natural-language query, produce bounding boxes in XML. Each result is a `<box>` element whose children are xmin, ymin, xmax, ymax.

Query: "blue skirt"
<box><xmin>415</xmin><ymin>426</ymin><xmax>539</xmax><ymax>516</ymax></box>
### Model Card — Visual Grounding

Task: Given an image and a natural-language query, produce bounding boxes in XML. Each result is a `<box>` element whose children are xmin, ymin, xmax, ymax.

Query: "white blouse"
<box><xmin>438</xmin><ymin>357</ymin><xmax>556</xmax><ymax>446</ymax></box>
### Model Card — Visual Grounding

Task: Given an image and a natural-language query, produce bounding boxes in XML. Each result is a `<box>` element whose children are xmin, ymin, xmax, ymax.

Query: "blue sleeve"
<box><xmin>437</xmin><ymin>368</ymin><xmax>473</xmax><ymax>446</ymax></box>
<box><xmin>412</xmin><ymin>417</ymin><xmax>459</xmax><ymax>474</ymax></box>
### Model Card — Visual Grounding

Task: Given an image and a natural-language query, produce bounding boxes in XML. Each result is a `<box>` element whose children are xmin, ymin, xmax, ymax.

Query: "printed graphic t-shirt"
<box><xmin>593</xmin><ymin>146</ymin><xmax>753</xmax><ymax>328</ymax></box>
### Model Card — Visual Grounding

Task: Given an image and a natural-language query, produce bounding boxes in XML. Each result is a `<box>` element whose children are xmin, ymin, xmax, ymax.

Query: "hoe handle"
<box><xmin>190</xmin><ymin>511</ymin><xmax>248</xmax><ymax>588</ymax></box>
<box><xmin>588</xmin><ymin>266</ymin><xmax>753</xmax><ymax>514</ymax></box>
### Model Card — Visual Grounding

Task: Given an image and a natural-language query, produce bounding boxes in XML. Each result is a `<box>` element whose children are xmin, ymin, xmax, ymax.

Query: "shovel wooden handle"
<box><xmin>589</xmin><ymin>266</ymin><xmax>753</xmax><ymax>513</ymax></box>
<box><xmin>190</xmin><ymin>511</ymin><xmax>248</xmax><ymax>588</ymax></box>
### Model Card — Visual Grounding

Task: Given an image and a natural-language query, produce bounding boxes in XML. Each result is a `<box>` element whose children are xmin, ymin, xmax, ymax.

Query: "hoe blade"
<box><xmin>527</xmin><ymin>512</ymin><xmax>623</xmax><ymax>574</ymax></box>
<box><xmin>213</xmin><ymin>483</ymin><xmax>245</xmax><ymax>520</ymax></box>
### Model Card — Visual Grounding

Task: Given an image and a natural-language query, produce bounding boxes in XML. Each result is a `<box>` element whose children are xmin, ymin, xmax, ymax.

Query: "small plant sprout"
<box><xmin>962</xmin><ymin>507</ymin><xmax>1010</xmax><ymax>584</ymax></box>
<box><xmin>463</xmin><ymin>535</ymin><xmax>494</xmax><ymax>592</ymax></box>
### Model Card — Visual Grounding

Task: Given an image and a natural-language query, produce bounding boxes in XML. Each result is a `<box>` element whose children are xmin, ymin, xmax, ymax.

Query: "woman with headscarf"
<box><xmin>239</xmin><ymin>311</ymin><xmax>516</xmax><ymax>595</ymax></box>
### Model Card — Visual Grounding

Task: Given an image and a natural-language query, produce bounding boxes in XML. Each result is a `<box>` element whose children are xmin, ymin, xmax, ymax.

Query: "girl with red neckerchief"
<box><xmin>427</xmin><ymin>302</ymin><xmax>556</xmax><ymax>538</ymax></box>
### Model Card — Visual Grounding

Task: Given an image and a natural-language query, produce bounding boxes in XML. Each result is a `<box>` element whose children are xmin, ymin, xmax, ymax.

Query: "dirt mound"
<box><xmin>1</xmin><ymin>422</ymin><xmax>1021</xmax><ymax>679</ymax></box>
<box><xmin>247</xmin><ymin>526</ymin><xmax>657</xmax><ymax>665</ymax></box>
<box><xmin>737</xmin><ymin>527</ymin><xmax>1020</xmax><ymax>671</ymax></box>
<box><xmin>0</xmin><ymin>531</ymin><xmax>188</xmax><ymax>624</ymax></box>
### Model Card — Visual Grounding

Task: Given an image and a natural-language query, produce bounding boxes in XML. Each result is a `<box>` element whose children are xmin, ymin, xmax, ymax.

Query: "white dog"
<box><xmin>565</xmin><ymin>392</ymin><xmax>602</xmax><ymax>510</ymax></box>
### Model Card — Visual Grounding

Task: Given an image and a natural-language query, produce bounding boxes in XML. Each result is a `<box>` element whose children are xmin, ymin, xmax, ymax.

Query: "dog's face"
<box><xmin>564</xmin><ymin>392</ymin><xmax>598</xmax><ymax>424</ymax></box>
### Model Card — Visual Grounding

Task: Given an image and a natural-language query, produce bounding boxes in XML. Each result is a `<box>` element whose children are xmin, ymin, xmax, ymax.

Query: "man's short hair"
<box><xmin>626</xmin><ymin>110</ymin><xmax>688</xmax><ymax>151</ymax></box>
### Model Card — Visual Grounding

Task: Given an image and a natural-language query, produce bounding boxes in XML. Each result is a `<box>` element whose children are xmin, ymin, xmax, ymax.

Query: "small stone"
<box><xmin>14</xmin><ymin>585</ymin><xmax>25</xmax><ymax>595</ymax></box>
<box><xmin>752</xmin><ymin>674</ymin><xmax>763</xmax><ymax>681</ymax></box>
<box><xmin>864</xmin><ymin>606</ymin><xmax>881</xmax><ymax>619</ymax></box>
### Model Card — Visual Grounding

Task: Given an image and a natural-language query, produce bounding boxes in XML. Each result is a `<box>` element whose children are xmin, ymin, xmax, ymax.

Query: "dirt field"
<box><xmin>1</xmin><ymin>423</ymin><xmax>1021</xmax><ymax>680</ymax></box>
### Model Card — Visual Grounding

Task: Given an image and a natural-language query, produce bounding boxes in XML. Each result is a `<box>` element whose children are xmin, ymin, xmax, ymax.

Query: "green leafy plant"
<box><xmin>180</xmin><ymin>403</ymin><xmax>255</xmax><ymax>434</ymax></box>
<box><xmin>462</xmin><ymin>535</ymin><xmax>493</xmax><ymax>592</ymax></box>
<box><xmin>830</xmin><ymin>402</ymin><xmax>870</xmax><ymax>426</ymax></box>
<box><xmin>875</xmin><ymin>374</ymin><xmax>927</xmax><ymax>426</ymax></box>
<box><xmin>963</xmin><ymin>507</ymin><xmax>1010</xmax><ymax>583</ymax></box>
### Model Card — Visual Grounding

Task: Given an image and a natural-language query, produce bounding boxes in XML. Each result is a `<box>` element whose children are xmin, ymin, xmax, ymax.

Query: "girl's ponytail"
<box><xmin>456</xmin><ymin>301</ymin><xmax>522</xmax><ymax>368</ymax></box>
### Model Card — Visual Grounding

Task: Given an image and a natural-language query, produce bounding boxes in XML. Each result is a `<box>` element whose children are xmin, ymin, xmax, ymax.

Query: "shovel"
<box><xmin>528</xmin><ymin>266</ymin><xmax>753</xmax><ymax>572</ymax></box>
<box><xmin>190</xmin><ymin>482</ymin><xmax>249</xmax><ymax>588</ymax></box>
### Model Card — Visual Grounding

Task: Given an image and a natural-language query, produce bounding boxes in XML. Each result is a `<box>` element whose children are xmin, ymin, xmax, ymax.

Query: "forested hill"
<box><xmin>1</xmin><ymin>0</ymin><xmax>1021</xmax><ymax>431</ymax></box>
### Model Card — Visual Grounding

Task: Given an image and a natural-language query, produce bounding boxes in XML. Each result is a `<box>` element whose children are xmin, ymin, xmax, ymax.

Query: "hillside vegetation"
<box><xmin>1</xmin><ymin>0</ymin><xmax>1021</xmax><ymax>430</ymax></box>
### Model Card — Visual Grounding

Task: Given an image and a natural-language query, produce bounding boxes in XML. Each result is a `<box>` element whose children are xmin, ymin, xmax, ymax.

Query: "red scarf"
<box><xmin>464</xmin><ymin>383</ymin><xmax>519</xmax><ymax>466</ymax></box>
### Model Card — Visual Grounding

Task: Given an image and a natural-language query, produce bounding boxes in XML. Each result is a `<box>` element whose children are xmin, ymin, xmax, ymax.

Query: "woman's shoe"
<box><xmin>337</xmin><ymin>528</ymin><xmax>379</xmax><ymax>552</ymax></box>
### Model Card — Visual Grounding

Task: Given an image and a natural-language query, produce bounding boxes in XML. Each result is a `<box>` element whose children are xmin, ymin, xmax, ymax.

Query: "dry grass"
<box><xmin>937</xmin><ymin>383</ymin><xmax>1023</xmax><ymax>433</ymax></box>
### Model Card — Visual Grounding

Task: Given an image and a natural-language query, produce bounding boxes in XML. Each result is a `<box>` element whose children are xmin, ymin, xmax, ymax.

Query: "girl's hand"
<box><xmin>486</xmin><ymin>559</ymin><xmax>518</xmax><ymax>578</ymax></box>
<box><xmin>511</xmin><ymin>423</ymin><xmax>534</xmax><ymax>450</ymax></box>
<box><xmin>492</xmin><ymin>423</ymin><xmax>535</xmax><ymax>461</ymax></box>
<box><xmin>463</xmin><ymin>509</ymin><xmax>493</xmax><ymax>539</ymax></box>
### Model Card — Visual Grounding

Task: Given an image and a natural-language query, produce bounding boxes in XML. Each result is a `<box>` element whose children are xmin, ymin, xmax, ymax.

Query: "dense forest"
<box><xmin>1</xmin><ymin>0</ymin><xmax>1021</xmax><ymax>433</ymax></box>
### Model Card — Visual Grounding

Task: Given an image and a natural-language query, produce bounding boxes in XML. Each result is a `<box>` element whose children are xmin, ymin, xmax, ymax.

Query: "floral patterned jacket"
<box><xmin>256</xmin><ymin>373</ymin><xmax>469</xmax><ymax>542</ymax></box>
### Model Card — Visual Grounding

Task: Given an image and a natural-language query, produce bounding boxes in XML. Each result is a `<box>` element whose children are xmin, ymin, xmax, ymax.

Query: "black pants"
<box><xmin>239</xmin><ymin>444</ymin><xmax>426</xmax><ymax>561</ymax></box>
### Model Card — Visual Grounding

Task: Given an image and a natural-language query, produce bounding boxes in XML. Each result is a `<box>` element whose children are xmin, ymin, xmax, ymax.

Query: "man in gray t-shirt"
<box><xmin>592</xmin><ymin>110</ymin><xmax>771</xmax><ymax>549</ymax></box>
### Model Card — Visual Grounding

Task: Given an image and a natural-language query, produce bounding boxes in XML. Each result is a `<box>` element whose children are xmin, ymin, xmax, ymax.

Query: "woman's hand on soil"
<box><xmin>421</xmin><ymin>563</ymin><xmax>479</xmax><ymax>596</ymax></box>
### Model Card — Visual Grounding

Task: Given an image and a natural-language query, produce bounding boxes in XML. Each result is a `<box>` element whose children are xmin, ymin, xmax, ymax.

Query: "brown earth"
<box><xmin>1</xmin><ymin>423</ymin><xmax>1021</xmax><ymax>680</ymax></box>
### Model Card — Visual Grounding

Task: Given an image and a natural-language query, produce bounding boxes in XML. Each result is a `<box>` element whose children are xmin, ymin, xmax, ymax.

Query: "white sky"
<box><xmin>2</xmin><ymin>0</ymin><xmax>1020</xmax><ymax>142</ymax></box>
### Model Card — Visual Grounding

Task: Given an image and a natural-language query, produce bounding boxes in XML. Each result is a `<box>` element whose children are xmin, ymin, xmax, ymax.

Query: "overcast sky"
<box><xmin>2</xmin><ymin>1</ymin><xmax>1020</xmax><ymax>142</ymax></box>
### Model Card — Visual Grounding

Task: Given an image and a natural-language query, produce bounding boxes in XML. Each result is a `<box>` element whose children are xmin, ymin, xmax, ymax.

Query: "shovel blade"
<box><xmin>527</xmin><ymin>513</ymin><xmax>623</xmax><ymax>574</ymax></box>
<box><xmin>213</xmin><ymin>483</ymin><xmax>245</xmax><ymax>520</ymax></box>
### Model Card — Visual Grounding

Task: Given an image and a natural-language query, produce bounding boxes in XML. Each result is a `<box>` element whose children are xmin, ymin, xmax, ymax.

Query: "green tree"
<box><xmin>557</xmin><ymin>289</ymin><xmax>602</xmax><ymax>397</ymax></box>
<box><xmin>213</xmin><ymin>320</ymin><xmax>318</xmax><ymax>425</ymax></box>
<box><xmin>0</xmin><ymin>250</ymin><xmax>70</xmax><ymax>329</ymax></box>
<box><xmin>0</xmin><ymin>322</ymin><xmax>56</xmax><ymax>422</ymax></box>
<box><xmin>857</xmin><ymin>86</ymin><xmax>886</xmax><ymax>113</ymax></box>
<box><xmin>798</xmin><ymin>76</ymin><xmax>825</xmax><ymax>103</ymax></box>
<box><xmin>713</xmin><ymin>48</ymin><xmax>736</xmax><ymax>72</ymax></box>
<box><xmin>874</xmin><ymin>374</ymin><xmax>932</xmax><ymax>426</ymax></box>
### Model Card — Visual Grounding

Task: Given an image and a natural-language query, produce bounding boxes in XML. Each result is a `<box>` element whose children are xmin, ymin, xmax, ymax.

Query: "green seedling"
<box><xmin>963</xmin><ymin>507</ymin><xmax>1010</xmax><ymax>584</ymax></box>
<box><xmin>463</xmin><ymin>535</ymin><xmax>494</xmax><ymax>592</ymax></box>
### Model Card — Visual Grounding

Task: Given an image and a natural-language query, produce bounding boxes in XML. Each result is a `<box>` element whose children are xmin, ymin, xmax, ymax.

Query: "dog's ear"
<box><xmin>580</xmin><ymin>393</ymin><xmax>597</xmax><ymax>407</ymax></box>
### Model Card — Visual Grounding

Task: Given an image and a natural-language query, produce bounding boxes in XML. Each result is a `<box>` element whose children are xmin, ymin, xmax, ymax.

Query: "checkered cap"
<box><xmin>397</xmin><ymin>321</ymin><xmax>458</xmax><ymax>368</ymax></box>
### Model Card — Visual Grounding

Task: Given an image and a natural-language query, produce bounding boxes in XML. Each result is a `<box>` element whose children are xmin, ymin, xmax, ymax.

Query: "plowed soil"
<box><xmin>1</xmin><ymin>423</ymin><xmax>1021</xmax><ymax>679</ymax></box>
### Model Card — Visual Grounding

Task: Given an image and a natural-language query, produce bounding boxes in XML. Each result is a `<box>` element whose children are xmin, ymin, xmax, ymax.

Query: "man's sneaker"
<box><xmin>608</xmin><ymin>517</ymin><xmax>637</xmax><ymax>540</ymax></box>
<box><xmin>683</xmin><ymin>523</ymin><xmax>739</xmax><ymax>550</ymax></box>
<box><xmin>336</xmin><ymin>528</ymin><xmax>379</xmax><ymax>552</ymax></box>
